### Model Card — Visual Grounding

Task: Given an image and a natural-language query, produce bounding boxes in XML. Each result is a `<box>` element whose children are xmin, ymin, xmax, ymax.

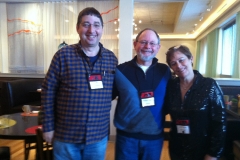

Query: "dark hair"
<box><xmin>135</xmin><ymin>28</ymin><xmax>160</xmax><ymax>44</ymax></box>
<box><xmin>76</xmin><ymin>7</ymin><xmax>103</xmax><ymax>27</ymax></box>
<box><xmin>166</xmin><ymin>45</ymin><xmax>192</xmax><ymax>66</ymax></box>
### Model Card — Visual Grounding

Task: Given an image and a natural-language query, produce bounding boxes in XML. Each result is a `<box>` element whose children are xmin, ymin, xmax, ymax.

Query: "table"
<box><xmin>0</xmin><ymin>113</ymin><xmax>39</xmax><ymax>160</ymax></box>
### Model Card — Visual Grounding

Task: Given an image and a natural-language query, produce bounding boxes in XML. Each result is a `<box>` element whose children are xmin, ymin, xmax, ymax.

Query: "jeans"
<box><xmin>53</xmin><ymin>136</ymin><xmax>108</xmax><ymax>160</ymax></box>
<box><xmin>115</xmin><ymin>134</ymin><xmax>163</xmax><ymax>160</ymax></box>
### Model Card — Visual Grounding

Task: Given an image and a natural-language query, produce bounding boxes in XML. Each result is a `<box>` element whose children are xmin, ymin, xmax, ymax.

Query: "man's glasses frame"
<box><xmin>81</xmin><ymin>22</ymin><xmax>101</xmax><ymax>29</ymax></box>
<box><xmin>137</xmin><ymin>41</ymin><xmax>159</xmax><ymax>47</ymax></box>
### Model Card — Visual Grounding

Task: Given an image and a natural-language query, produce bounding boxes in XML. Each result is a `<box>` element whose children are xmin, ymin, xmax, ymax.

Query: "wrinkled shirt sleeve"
<box><xmin>41</xmin><ymin>51</ymin><xmax>61</xmax><ymax>132</ymax></box>
<box><xmin>207</xmin><ymin>81</ymin><xmax>227</xmax><ymax>157</ymax></box>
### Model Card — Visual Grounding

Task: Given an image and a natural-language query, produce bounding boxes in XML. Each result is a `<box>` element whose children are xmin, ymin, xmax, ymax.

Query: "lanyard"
<box><xmin>77</xmin><ymin>45</ymin><xmax>103</xmax><ymax>76</ymax></box>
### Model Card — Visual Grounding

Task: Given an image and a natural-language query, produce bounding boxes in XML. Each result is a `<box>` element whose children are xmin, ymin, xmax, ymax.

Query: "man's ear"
<box><xmin>133</xmin><ymin>41</ymin><xmax>137</xmax><ymax>48</ymax></box>
<box><xmin>76</xmin><ymin>24</ymin><xmax>79</xmax><ymax>33</ymax></box>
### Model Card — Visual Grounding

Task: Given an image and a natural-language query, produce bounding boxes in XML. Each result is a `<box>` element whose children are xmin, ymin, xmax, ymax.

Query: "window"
<box><xmin>221</xmin><ymin>21</ymin><xmax>236</xmax><ymax>76</ymax></box>
<box><xmin>198</xmin><ymin>37</ymin><xmax>207</xmax><ymax>75</ymax></box>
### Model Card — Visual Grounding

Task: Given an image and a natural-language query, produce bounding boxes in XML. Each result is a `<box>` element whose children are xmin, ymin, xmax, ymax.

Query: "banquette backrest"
<box><xmin>0</xmin><ymin>79</ymin><xmax>43</xmax><ymax>115</ymax></box>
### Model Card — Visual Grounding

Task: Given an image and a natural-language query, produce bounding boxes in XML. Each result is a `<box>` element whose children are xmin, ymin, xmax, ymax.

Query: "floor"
<box><xmin>105</xmin><ymin>141</ymin><xmax>170</xmax><ymax>160</ymax></box>
<box><xmin>0</xmin><ymin>139</ymin><xmax>170</xmax><ymax>160</ymax></box>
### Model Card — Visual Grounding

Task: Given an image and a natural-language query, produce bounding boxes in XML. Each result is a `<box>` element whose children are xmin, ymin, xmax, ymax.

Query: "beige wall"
<box><xmin>156</xmin><ymin>39</ymin><xmax>196</xmax><ymax>65</ymax></box>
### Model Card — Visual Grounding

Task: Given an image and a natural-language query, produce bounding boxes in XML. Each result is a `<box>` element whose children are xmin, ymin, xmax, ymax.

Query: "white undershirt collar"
<box><xmin>136</xmin><ymin>62</ymin><xmax>150</xmax><ymax>73</ymax></box>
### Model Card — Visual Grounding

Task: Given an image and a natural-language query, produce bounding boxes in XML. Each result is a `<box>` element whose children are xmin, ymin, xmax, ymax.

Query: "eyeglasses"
<box><xmin>81</xmin><ymin>22</ymin><xmax>101</xmax><ymax>29</ymax></box>
<box><xmin>137</xmin><ymin>41</ymin><xmax>159</xmax><ymax>47</ymax></box>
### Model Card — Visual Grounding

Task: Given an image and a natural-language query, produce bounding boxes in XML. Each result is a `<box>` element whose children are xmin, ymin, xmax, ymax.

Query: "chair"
<box><xmin>36</xmin><ymin>128</ymin><xmax>53</xmax><ymax>160</ymax></box>
<box><xmin>24</xmin><ymin>138</ymin><xmax>38</xmax><ymax>160</ymax></box>
<box><xmin>0</xmin><ymin>146</ymin><xmax>10</xmax><ymax>160</ymax></box>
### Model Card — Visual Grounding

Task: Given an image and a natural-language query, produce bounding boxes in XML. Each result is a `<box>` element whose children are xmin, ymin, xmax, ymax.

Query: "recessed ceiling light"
<box><xmin>207</xmin><ymin>6</ymin><xmax>212</xmax><ymax>11</ymax></box>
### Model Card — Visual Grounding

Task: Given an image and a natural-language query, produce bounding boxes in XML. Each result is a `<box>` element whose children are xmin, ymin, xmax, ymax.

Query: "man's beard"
<box><xmin>138</xmin><ymin>52</ymin><xmax>156</xmax><ymax>62</ymax></box>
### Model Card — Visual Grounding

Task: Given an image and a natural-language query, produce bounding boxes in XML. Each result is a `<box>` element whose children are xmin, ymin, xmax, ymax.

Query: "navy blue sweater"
<box><xmin>113</xmin><ymin>56</ymin><xmax>171</xmax><ymax>140</ymax></box>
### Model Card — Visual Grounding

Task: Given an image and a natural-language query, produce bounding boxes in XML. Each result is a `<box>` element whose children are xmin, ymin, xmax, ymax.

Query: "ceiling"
<box><xmin>0</xmin><ymin>0</ymin><xmax>238</xmax><ymax>38</ymax></box>
<box><xmin>133</xmin><ymin>0</ymin><xmax>236</xmax><ymax>38</ymax></box>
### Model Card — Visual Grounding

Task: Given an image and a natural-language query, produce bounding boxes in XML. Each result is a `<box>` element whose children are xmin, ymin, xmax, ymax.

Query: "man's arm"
<box><xmin>112</xmin><ymin>77</ymin><xmax>119</xmax><ymax>100</ymax></box>
<box><xmin>41</xmin><ymin>51</ymin><xmax>61</xmax><ymax>135</ymax></box>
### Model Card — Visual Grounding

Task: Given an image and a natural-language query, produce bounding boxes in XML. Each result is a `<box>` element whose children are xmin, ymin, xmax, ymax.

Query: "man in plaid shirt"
<box><xmin>41</xmin><ymin>7</ymin><xmax>118</xmax><ymax>160</ymax></box>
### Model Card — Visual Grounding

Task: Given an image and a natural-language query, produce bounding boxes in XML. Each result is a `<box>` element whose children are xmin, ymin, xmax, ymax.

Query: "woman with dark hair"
<box><xmin>164</xmin><ymin>45</ymin><xmax>227</xmax><ymax>160</ymax></box>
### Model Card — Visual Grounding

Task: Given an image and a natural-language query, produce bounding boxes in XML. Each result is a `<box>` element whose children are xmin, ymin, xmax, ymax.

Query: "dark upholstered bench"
<box><xmin>0</xmin><ymin>79</ymin><xmax>43</xmax><ymax>115</ymax></box>
<box><xmin>220</xmin><ymin>85</ymin><xmax>240</xmax><ymax>159</ymax></box>
<box><xmin>220</xmin><ymin>85</ymin><xmax>240</xmax><ymax>97</ymax></box>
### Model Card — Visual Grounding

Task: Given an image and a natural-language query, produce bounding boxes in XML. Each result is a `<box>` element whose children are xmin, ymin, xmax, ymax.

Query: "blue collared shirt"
<box><xmin>41</xmin><ymin>42</ymin><xmax>118</xmax><ymax>144</ymax></box>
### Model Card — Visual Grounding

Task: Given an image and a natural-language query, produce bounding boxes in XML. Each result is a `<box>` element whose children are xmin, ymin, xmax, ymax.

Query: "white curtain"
<box><xmin>7</xmin><ymin>3</ymin><xmax>44</xmax><ymax>74</ymax></box>
<box><xmin>0</xmin><ymin>3</ymin><xmax>8</xmax><ymax>73</ymax></box>
<box><xmin>0</xmin><ymin>1</ymin><xmax>119</xmax><ymax>74</ymax></box>
<box><xmin>43</xmin><ymin>1</ymin><xmax>119</xmax><ymax>71</ymax></box>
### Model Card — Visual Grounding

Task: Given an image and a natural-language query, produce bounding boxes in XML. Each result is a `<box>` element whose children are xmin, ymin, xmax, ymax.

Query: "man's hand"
<box><xmin>204</xmin><ymin>154</ymin><xmax>217</xmax><ymax>160</ymax></box>
<box><xmin>43</xmin><ymin>130</ymin><xmax>54</xmax><ymax>143</ymax></box>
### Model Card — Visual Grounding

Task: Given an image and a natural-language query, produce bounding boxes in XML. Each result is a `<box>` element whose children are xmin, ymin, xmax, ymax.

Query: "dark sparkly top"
<box><xmin>165</xmin><ymin>70</ymin><xmax>226</xmax><ymax>160</ymax></box>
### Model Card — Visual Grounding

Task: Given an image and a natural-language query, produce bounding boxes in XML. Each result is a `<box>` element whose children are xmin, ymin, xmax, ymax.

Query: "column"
<box><xmin>118</xmin><ymin>0</ymin><xmax>134</xmax><ymax>64</ymax></box>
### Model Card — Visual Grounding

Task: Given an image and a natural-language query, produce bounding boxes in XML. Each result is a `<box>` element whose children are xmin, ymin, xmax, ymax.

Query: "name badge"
<box><xmin>176</xmin><ymin>119</ymin><xmax>190</xmax><ymax>134</ymax></box>
<box><xmin>140</xmin><ymin>91</ymin><xmax>155</xmax><ymax>107</ymax></box>
<box><xmin>88</xmin><ymin>74</ymin><xmax>104</xmax><ymax>89</ymax></box>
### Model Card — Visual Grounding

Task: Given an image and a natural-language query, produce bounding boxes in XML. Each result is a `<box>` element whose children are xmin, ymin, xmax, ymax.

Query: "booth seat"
<box><xmin>220</xmin><ymin>85</ymin><xmax>240</xmax><ymax>98</ymax></box>
<box><xmin>233</xmin><ymin>140</ymin><xmax>240</xmax><ymax>160</ymax></box>
<box><xmin>219</xmin><ymin>85</ymin><xmax>240</xmax><ymax>160</ymax></box>
<box><xmin>0</xmin><ymin>79</ymin><xmax>43</xmax><ymax>115</ymax></box>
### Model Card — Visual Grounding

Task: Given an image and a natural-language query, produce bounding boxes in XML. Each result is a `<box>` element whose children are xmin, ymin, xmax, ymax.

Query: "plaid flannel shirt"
<box><xmin>41</xmin><ymin>42</ymin><xmax>118</xmax><ymax>144</ymax></box>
